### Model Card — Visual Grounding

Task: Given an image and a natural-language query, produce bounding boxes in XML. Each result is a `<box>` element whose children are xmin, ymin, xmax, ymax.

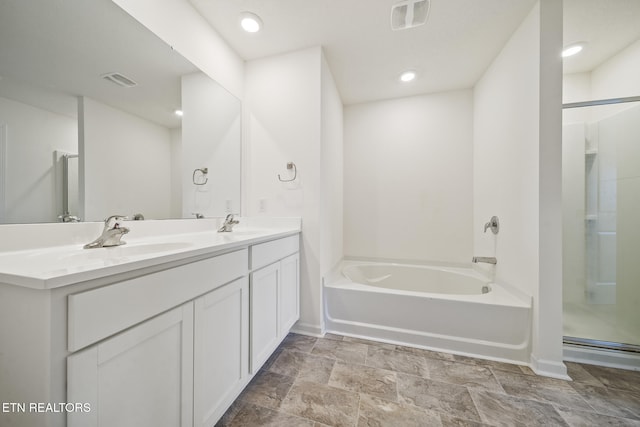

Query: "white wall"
<box><xmin>244</xmin><ymin>47</ymin><xmax>323</xmax><ymax>334</ymax></box>
<box><xmin>80</xmin><ymin>97</ymin><xmax>172</xmax><ymax>221</ymax></box>
<box><xmin>170</xmin><ymin>128</ymin><xmax>182</xmax><ymax>218</ymax></box>
<box><xmin>474</xmin><ymin>0</ymin><xmax>565</xmax><ymax>376</ymax></box>
<box><xmin>181</xmin><ymin>72</ymin><xmax>242</xmax><ymax>218</ymax></box>
<box><xmin>320</xmin><ymin>53</ymin><xmax>344</xmax><ymax>275</ymax></box>
<box><xmin>591</xmin><ymin>39</ymin><xmax>640</xmax><ymax>101</ymax></box>
<box><xmin>344</xmin><ymin>90</ymin><xmax>473</xmax><ymax>263</ymax></box>
<box><xmin>0</xmin><ymin>96</ymin><xmax>77</xmax><ymax>223</ymax></box>
<box><xmin>111</xmin><ymin>0</ymin><xmax>244</xmax><ymax>99</ymax></box>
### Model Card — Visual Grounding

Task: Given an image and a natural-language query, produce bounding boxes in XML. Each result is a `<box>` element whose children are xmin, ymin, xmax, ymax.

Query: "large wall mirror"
<box><xmin>0</xmin><ymin>0</ymin><xmax>241</xmax><ymax>224</ymax></box>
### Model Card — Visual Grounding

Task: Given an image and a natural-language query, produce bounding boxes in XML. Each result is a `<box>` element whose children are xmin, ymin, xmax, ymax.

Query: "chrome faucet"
<box><xmin>58</xmin><ymin>212</ymin><xmax>80</xmax><ymax>223</ymax></box>
<box><xmin>84</xmin><ymin>215</ymin><xmax>130</xmax><ymax>249</ymax></box>
<box><xmin>472</xmin><ymin>256</ymin><xmax>497</xmax><ymax>265</ymax></box>
<box><xmin>218</xmin><ymin>214</ymin><xmax>239</xmax><ymax>232</ymax></box>
<box><xmin>484</xmin><ymin>216</ymin><xmax>500</xmax><ymax>234</ymax></box>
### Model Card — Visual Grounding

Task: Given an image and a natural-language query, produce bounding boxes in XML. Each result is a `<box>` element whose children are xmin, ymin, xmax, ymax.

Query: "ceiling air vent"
<box><xmin>391</xmin><ymin>0</ymin><xmax>430</xmax><ymax>31</ymax></box>
<box><xmin>101</xmin><ymin>72</ymin><xmax>138</xmax><ymax>88</ymax></box>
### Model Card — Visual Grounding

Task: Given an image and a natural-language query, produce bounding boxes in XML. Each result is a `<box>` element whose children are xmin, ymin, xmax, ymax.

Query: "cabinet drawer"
<box><xmin>250</xmin><ymin>235</ymin><xmax>299</xmax><ymax>270</ymax></box>
<box><xmin>68</xmin><ymin>249</ymin><xmax>247</xmax><ymax>352</ymax></box>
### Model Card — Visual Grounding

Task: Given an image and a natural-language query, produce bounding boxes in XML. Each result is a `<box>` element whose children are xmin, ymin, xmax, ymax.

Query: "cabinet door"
<box><xmin>250</xmin><ymin>262</ymin><xmax>280</xmax><ymax>373</ymax></box>
<box><xmin>193</xmin><ymin>277</ymin><xmax>249</xmax><ymax>427</ymax></box>
<box><xmin>279</xmin><ymin>253</ymin><xmax>300</xmax><ymax>338</ymax></box>
<box><xmin>67</xmin><ymin>303</ymin><xmax>194</xmax><ymax>427</ymax></box>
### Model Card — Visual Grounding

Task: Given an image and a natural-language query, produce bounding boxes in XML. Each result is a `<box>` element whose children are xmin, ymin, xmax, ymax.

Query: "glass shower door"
<box><xmin>562</xmin><ymin>99</ymin><xmax>640</xmax><ymax>350</ymax></box>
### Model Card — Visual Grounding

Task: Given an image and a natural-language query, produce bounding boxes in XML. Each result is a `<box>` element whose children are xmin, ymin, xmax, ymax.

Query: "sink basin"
<box><xmin>62</xmin><ymin>241</ymin><xmax>194</xmax><ymax>261</ymax></box>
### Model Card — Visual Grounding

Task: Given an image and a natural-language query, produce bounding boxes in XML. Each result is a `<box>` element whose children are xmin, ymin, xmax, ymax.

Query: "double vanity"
<box><xmin>0</xmin><ymin>217</ymin><xmax>301</xmax><ymax>427</ymax></box>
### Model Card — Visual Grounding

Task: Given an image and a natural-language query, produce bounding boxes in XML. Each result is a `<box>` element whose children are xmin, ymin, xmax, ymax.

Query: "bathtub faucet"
<box><xmin>472</xmin><ymin>256</ymin><xmax>497</xmax><ymax>265</ymax></box>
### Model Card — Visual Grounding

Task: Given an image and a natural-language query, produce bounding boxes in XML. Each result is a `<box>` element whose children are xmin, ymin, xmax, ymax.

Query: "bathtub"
<box><xmin>324</xmin><ymin>260</ymin><xmax>532</xmax><ymax>363</ymax></box>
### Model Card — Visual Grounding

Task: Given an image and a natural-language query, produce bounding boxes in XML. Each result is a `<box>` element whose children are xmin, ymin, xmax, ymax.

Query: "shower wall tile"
<box><xmin>597</xmin><ymin>212</ymin><xmax>617</xmax><ymax>234</ymax></box>
<box><xmin>597</xmin><ymin>232</ymin><xmax>617</xmax><ymax>283</ymax></box>
<box><xmin>598</xmin><ymin>178</ymin><xmax>617</xmax><ymax>223</ymax></box>
<box><xmin>616</xmin><ymin>176</ymin><xmax>640</xmax><ymax>339</ymax></box>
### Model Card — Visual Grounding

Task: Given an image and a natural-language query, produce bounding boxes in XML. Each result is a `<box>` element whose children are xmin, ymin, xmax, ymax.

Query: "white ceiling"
<box><xmin>563</xmin><ymin>0</ymin><xmax>640</xmax><ymax>75</ymax></box>
<box><xmin>191</xmin><ymin>0</ymin><xmax>640</xmax><ymax>105</ymax></box>
<box><xmin>0</xmin><ymin>0</ymin><xmax>197</xmax><ymax>127</ymax></box>
<box><xmin>2</xmin><ymin>0</ymin><xmax>640</xmax><ymax>118</ymax></box>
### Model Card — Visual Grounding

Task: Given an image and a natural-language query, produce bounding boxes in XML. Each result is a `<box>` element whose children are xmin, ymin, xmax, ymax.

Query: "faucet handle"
<box><xmin>104</xmin><ymin>215</ymin><xmax>128</xmax><ymax>229</ymax></box>
<box><xmin>483</xmin><ymin>216</ymin><xmax>500</xmax><ymax>234</ymax></box>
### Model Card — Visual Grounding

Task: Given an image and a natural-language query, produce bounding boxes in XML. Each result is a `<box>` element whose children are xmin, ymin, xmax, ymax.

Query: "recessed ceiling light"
<box><xmin>174</xmin><ymin>109</ymin><xmax>184</xmax><ymax>117</ymax></box>
<box><xmin>240</xmin><ymin>12</ymin><xmax>263</xmax><ymax>33</ymax></box>
<box><xmin>400</xmin><ymin>70</ymin><xmax>417</xmax><ymax>82</ymax></box>
<box><xmin>562</xmin><ymin>42</ymin><xmax>586</xmax><ymax>58</ymax></box>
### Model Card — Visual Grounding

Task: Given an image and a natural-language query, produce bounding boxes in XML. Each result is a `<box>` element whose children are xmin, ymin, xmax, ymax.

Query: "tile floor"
<box><xmin>216</xmin><ymin>333</ymin><xmax>640</xmax><ymax>427</ymax></box>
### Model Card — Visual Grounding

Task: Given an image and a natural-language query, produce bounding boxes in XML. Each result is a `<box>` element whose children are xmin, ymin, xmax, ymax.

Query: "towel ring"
<box><xmin>278</xmin><ymin>162</ymin><xmax>297</xmax><ymax>182</ymax></box>
<box><xmin>193</xmin><ymin>167</ymin><xmax>208</xmax><ymax>185</ymax></box>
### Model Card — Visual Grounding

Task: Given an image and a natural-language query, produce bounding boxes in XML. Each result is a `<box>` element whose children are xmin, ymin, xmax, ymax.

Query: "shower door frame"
<box><xmin>562</xmin><ymin>95</ymin><xmax>640</xmax><ymax>355</ymax></box>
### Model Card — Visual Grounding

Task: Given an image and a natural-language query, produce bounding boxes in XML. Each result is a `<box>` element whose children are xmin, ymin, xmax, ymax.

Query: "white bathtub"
<box><xmin>324</xmin><ymin>260</ymin><xmax>532</xmax><ymax>363</ymax></box>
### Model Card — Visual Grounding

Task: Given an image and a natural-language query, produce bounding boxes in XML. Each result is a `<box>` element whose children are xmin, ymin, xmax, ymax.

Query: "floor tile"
<box><xmin>217</xmin><ymin>333</ymin><xmax>640</xmax><ymax>427</ymax></box>
<box><xmin>342</xmin><ymin>336</ymin><xmax>396</xmax><ymax>350</ymax></box>
<box><xmin>329</xmin><ymin>361</ymin><xmax>398</xmax><ymax>401</ymax></box>
<box><xmin>357</xmin><ymin>393</ymin><xmax>442</xmax><ymax>427</ymax></box>
<box><xmin>215</xmin><ymin>399</ymin><xmax>246</xmax><ymax>427</ymax></box>
<box><xmin>394</xmin><ymin>344</ymin><xmax>456</xmax><ymax>361</ymax></box>
<box><xmin>228</xmin><ymin>402</ymin><xmax>315</xmax><ymax>427</ymax></box>
<box><xmin>580</xmin><ymin>364</ymin><xmax>640</xmax><ymax>394</ymax></box>
<box><xmin>491</xmin><ymin>369</ymin><xmax>593</xmax><ymax>411</ymax></box>
<box><xmin>279</xmin><ymin>380</ymin><xmax>359</xmax><ymax>427</ymax></box>
<box><xmin>556</xmin><ymin>405</ymin><xmax>640</xmax><ymax>427</ymax></box>
<box><xmin>261</xmin><ymin>348</ymin><xmax>282</xmax><ymax>371</ymax></box>
<box><xmin>268</xmin><ymin>349</ymin><xmax>335</xmax><ymax>384</ymax></box>
<box><xmin>311</xmin><ymin>338</ymin><xmax>368</xmax><ymax>365</ymax></box>
<box><xmin>453</xmin><ymin>354</ymin><xmax>526</xmax><ymax>375</ymax></box>
<box><xmin>280</xmin><ymin>333</ymin><xmax>318</xmax><ymax>353</ymax></box>
<box><xmin>238</xmin><ymin>370</ymin><xmax>295</xmax><ymax>409</ymax></box>
<box><xmin>396</xmin><ymin>373</ymin><xmax>481</xmax><ymax>422</ymax></box>
<box><xmin>565</xmin><ymin>362</ymin><xmax>605</xmax><ymax>387</ymax></box>
<box><xmin>571</xmin><ymin>382</ymin><xmax>640</xmax><ymax>420</ymax></box>
<box><xmin>426</xmin><ymin>359</ymin><xmax>504</xmax><ymax>393</ymax></box>
<box><xmin>517</xmin><ymin>365</ymin><xmax>536</xmax><ymax>376</ymax></box>
<box><xmin>366</xmin><ymin>346</ymin><xmax>430</xmax><ymax>377</ymax></box>
<box><xmin>439</xmin><ymin>414</ymin><xmax>493</xmax><ymax>427</ymax></box>
<box><xmin>471</xmin><ymin>390</ymin><xmax>569</xmax><ymax>426</ymax></box>
<box><xmin>322</xmin><ymin>333</ymin><xmax>345</xmax><ymax>341</ymax></box>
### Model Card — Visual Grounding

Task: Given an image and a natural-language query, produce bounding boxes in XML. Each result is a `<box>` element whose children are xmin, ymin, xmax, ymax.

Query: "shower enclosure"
<box><xmin>562</xmin><ymin>96</ymin><xmax>640</xmax><ymax>352</ymax></box>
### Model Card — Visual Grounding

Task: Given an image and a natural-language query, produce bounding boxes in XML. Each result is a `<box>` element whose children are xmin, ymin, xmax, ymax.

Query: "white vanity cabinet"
<box><xmin>66</xmin><ymin>249</ymin><xmax>250</xmax><ymax>427</ymax></box>
<box><xmin>193</xmin><ymin>277</ymin><xmax>249</xmax><ymax>427</ymax></box>
<box><xmin>67</xmin><ymin>303</ymin><xmax>195</xmax><ymax>427</ymax></box>
<box><xmin>249</xmin><ymin>235</ymin><xmax>300</xmax><ymax>373</ymax></box>
<box><xmin>0</xmin><ymin>225</ymin><xmax>300</xmax><ymax>427</ymax></box>
<box><xmin>279</xmin><ymin>253</ymin><xmax>300</xmax><ymax>337</ymax></box>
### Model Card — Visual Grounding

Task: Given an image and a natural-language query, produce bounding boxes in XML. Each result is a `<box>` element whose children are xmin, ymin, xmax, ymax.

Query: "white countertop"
<box><xmin>0</xmin><ymin>218</ymin><xmax>300</xmax><ymax>290</ymax></box>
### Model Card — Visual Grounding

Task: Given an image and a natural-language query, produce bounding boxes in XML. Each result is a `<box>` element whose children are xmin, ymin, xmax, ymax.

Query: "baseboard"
<box><xmin>530</xmin><ymin>353</ymin><xmax>570</xmax><ymax>380</ymax></box>
<box><xmin>564</xmin><ymin>344</ymin><xmax>640</xmax><ymax>371</ymax></box>
<box><xmin>290</xmin><ymin>321</ymin><xmax>324</xmax><ymax>337</ymax></box>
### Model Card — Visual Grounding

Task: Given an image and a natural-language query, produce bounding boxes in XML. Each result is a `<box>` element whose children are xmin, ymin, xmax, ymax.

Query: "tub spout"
<box><xmin>472</xmin><ymin>256</ymin><xmax>497</xmax><ymax>265</ymax></box>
